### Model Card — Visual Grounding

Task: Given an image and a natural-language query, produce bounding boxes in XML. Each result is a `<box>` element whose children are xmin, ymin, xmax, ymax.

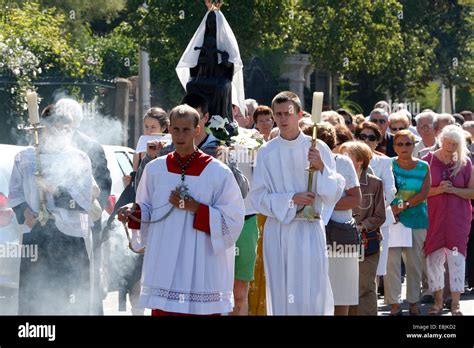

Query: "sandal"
<box><xmin>409</xmin><ymin>307</ymin><xmax>420</xmax><ymax>316</ymax></box>
<box><xmin>389</xmin><ymin>304</ymin><xmax>403</xmax><ymax>316</ymax></box>
<box><xmin>451</xmin><ymin>303</ymin><xmax>463</xmax><ymax>316</ymax></box>
<box><xmin>428</xmin><ymin>305</ymin><xmax>442</xmax><ymax>316</ymax></box>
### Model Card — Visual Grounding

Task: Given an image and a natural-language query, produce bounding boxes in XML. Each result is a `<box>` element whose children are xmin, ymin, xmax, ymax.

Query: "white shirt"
<box><xmin>369</xmin><ymin>154</ymin><xmax>396</xmax><ymax>226</ymax></box>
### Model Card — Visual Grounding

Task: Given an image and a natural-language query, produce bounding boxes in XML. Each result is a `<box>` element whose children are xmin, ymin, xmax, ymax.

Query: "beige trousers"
<box><xmin>349</xmin><ymin>252</ymin><xmax>380</xmax><ymax>316</ymax></box>
<box><xmin>384</xmin><ymin>228</ymin><xmax>426</xmax><ymax>304</ymax></box>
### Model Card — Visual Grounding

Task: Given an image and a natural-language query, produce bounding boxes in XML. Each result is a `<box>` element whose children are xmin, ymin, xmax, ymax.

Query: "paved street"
<box><xmin>102</xmin><ymin>285</ymin><xmax>474</xmax><ymax>316</ymax></box>
<box><xmin>377</xmin><ymin>285</ymin><xmax>474</xmax><ymax>316</ymax></box>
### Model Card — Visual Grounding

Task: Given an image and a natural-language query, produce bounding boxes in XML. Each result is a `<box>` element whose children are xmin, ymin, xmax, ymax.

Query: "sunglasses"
<box><xmin>395</xmin><ymin>142</ymin><xmax>414</xmax><ymax>147</ymax></box>
<box><xmin>370</xmin><ymin>118</ymin><xmax>387</xmax><ymax>125</ymax></box>
<box><xmin>390</xmin><ymin>127</ymin><xmax>406</xmax><ymax>132</ymax></box>
<box><xmin>358</xmin><ymin>134</ymin><xmax>378</xmax><ymax>142</ymax></box>
<box><xmin>344</xmin><ymin>119</ymin><xmax>352</xmax><ymax>126</ymax></box>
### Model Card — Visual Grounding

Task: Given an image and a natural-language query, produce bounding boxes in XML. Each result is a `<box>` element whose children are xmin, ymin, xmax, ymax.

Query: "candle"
<box><xmin>27</xmin><ymin>91</ymin><xmax>40</xmax><ymax>125</ymax></box>
<box><xmin>311</xmin><ymin>92</ymin><xmax>324</xmax><ymax>124</ymax></box>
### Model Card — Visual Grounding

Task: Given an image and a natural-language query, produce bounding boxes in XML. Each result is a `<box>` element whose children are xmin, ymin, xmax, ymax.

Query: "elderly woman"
<box><xmin>253</xmin><ymin>105</ymin><xmax>274</xmax><ymax>142</ymax></box>
<box><xmin>355</xmin><ymin>122</ymin><xmax>397</xmax><ymax>279</ymax></box>
<box><xmin>305</xmin><ymin>123</ymin><xmax>361</xmax><ymax>316</ymax></box>
<box><xmin>422</xmin><ymin>125</ymin><xmax>474</xmax><ymax>315</ymax></box>
<box><xmin>414</xmin><ymin>111</ymin><xmax>437</xmax><ymax>159</ymax></box>
<box><xmin>385</xmin><ymin>130</ymin><xmax>431</xmax><ymax>315</ymax></box>
<box><xmin>389</xmin><ymin>112</ymin><xmax>410</xmax><ymax>134</ymax></box>
<box><xmin>340</xmin><ymin>142</ymin><xmax>386</xmax><ymax>316</ymax></box>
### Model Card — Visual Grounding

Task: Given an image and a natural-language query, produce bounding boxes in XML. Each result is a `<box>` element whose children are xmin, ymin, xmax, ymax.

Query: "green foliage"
<box><xmin>300</xmin><ymin>0</ymin><xmax>403</xmax><ymax>76</ymax></box>
<box><xmin>457</xmin><ymin>86</ymin><xmax>474</xmax><ymax>112</ymax></box>
<box><xmin>25</xmin><ymin>0</ymin><xmax>127</xmax><ymax>23</ymax></box>
<box><xmin>390</xmin><ymin>0</ymin><xmax>473</xmax><ymax>107</ymax></box>
<box><xmin>0</xmin><ymin>1</ymin><xmax>101</xmax><ymax>119</ymax></box>
<box><xmin>426</xmin><ymin>0</ymin><xmax>473</xmax><ymax>88</ymax></box>
<box><xmin>337</xmin><ymin>79</ymin><xmax>363</xmax><ymax>114</ymax></box>
<box><xmin>417</xmin><ymin>81</ymin><xmax>441</xmax><ymax>111</ymax></box>
<box><xmin>95</xmin><ymin>22</ymin><xmax>139</xmax><ymax>78</ymax></box>
<box><xmin>299</xmin><ymin>0</ymin><xmax>472</xmax><ymax>112</ymax></box>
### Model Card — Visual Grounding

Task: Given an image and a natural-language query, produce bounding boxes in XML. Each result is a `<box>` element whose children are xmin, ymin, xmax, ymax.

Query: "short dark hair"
<box><xmin>143</xmin><ymin>107</ymin><xmax>170</xmax><ymax>131</ymax></box>
<box><xmin>169</xmin><ymin>105</ymin><xmax>200</xmax><ymax>128</ymax></box>
<box><xmin>181</xmin><ymin>93</ymin><xmax>209</xmax><ymax>115</ymax></box>
<box><xmin>453</xmin><ymin>113</ymin><xmax>465</xmax><ymax>125</ymax></box>
<box><xmin>337</xmin><ymin>108</ymin><xmax>353</xmax><ymax>120</ymax></box>
<box><xmin>253</xmin><ymin>105</ymin><xmax>273</xmax><ymax>124</ymax></box>
<box><xmin>355</xmin><ymin>122</ymin><xmax>382</xmax><ymax>142</ymax></box>
<box><xmin>271</xmin><ymin>91</ymin><xmax>302</xmax><ymax>114</ymax></box>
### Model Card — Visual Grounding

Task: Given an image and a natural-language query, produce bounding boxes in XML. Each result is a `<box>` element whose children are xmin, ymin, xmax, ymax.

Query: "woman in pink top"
<box><xmin>422</xmin><ymin>125</ymin><xmax>474</xmax><ymax>315</ymax></box>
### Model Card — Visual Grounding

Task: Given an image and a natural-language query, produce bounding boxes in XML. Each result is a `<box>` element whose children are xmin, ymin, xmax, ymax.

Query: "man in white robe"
<box><xmin>119</xmin><ymin>105</ymin><xmax>245</xmax><ymax>315</ymax></box>
<box><xmin>9</xmin><ymin>109</ymin><xmax>94</xmax><ymax>315</ymax></box>
<box><xmin>250</xmin><ymin>91</ymin><xmax>345</xmax><ymax>315</ymax></box>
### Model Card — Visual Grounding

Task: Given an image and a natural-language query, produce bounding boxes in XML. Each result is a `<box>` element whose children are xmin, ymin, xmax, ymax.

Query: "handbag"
<box><xmin>361</xmin><ymin>230</ymin><xmax>382</xmax><ymax>256</ymax></box>
<box><xmin>325</xmin><ymin>218</ymin><xmax>360</xmax><ymax>247</ymax></box>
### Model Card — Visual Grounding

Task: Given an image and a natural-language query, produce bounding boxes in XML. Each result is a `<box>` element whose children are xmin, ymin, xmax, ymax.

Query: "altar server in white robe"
<box><xmin>119</xmin><ymin>104</ymin><xmax>245</xmax><ymax>316</ymax></box>
<box><xmin>250</xmin><ymin>91</ymin><xmax>345</xmax><ymax>315</ymax></box>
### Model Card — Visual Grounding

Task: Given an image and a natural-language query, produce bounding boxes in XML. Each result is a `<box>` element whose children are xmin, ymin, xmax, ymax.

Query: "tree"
<box><xmin>426</xmin><ymin>0</ymin><xmax>473</xmax><ymax>111</ymax></box>
<box><xmin>376</xmin><ymin>0</ymin><xmax>473</xmax><ymax>111</ymax></box>
<box><xmin>300</xmin><ymin>0</ymin><xmax>403</xmax><ymax>76</ymax></box>
<box><xmin>300</xmin><ymin>0</ymin><xmax>472</xmax><ymax>114</ymax></box>
<box><xmin>0</xmin><ymin>2</ymin><xmax>100</xmax><ymax>118</ymax></box>
<box><xmin>298</xmin><ymin>0</ymin><xmax>405</xmax><ymax>111</ymax></box>
<box><xmin>350</xmin><ymin>0</ymin><xmax>438</xmax><ymax>111</ymax></box>
<box><xmin>95</xmin><ymin>22</ymin><xmax>139</xmax><ymax>78</ymax></box>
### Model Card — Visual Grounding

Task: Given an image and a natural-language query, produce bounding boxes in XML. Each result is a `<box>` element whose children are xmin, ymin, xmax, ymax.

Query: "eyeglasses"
<box><xmin>358</xmin><ymin>134</ymin><xmax>378</xmax><ymax>142</ymax></box>
<box><xmin>390</xmin><ymin>127</ymin><xmax>407</xmax><ymax>132</ymax></box>
<box><xmin>395</xmin><ymin>142</ymin><xmax>414</xmax><ymax>147</ymax></box>
<box><xmin>370</xmin><ymin>118</ymin><xmax>387</xmax><ymax>125</ymax></box>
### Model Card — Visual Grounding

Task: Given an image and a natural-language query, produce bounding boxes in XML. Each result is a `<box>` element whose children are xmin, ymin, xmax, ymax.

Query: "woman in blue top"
<box><xmin>385</xmin><ymin>130</ymin><xmax>431</xmax><ymax>315</ymax></box>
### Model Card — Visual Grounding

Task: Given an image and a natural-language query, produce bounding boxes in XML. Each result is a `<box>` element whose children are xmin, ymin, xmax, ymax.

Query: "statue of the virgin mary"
<box><xmin>176</xmin><ymin>0</ymin><xmax>245</xmax><ymax>123</ymax></box>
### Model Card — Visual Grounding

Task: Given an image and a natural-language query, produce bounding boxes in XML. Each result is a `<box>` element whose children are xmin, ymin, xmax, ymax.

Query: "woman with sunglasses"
<box><xmin>388</xmin><ymin>112</ymin><xmax>410</xmax><ymax>134</ymax></box>
<box><xmin>355</xmin><ymin>122</ymin><xmax>397</xmax><ymax>289</ymax></box>
<box><xmin>384</xmin><ymin>130</ymin><xmax>430</xmax><ymax>315</ymax></box>
<box><xmin>422</xmin><ymin>125</ymin><xmax>474</xmax><ymax>315</ymax></box>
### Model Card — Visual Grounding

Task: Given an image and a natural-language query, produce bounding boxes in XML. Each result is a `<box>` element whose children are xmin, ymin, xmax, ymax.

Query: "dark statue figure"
<box><xmin>186</xmin><ymin>11</ymin><xmax>234</xmax><ymax>122</ymax></box>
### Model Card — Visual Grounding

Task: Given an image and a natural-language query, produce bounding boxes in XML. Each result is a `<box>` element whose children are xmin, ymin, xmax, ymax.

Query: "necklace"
<box><xmin>174</xmin><ymin>148</ymin><xmax>199</xmax><ymax>200</ymax></box>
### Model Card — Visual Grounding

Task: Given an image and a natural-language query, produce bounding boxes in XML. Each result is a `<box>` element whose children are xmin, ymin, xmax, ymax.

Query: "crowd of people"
<box><xmin>228</xmin><ymin>94</ymin><xmax>473</xmax><ymax>316</ymax></box>
<box><xmin>7</xmin><ymin>90</ymin><xmax>474</xmax><ymax>317</ymax></box>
